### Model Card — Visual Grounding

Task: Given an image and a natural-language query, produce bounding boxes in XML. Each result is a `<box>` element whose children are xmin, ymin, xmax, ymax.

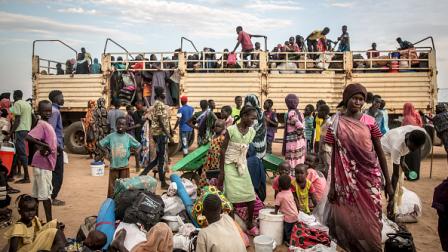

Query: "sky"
<box><xmin>0</xmin><ymin>0</ymin><xmax>447</xmax><ymax>101</ymax></box>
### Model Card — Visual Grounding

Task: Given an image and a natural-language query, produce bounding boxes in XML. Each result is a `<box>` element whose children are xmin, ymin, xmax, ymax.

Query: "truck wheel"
<box><xmin>64</xmin><ymin>121</ymin><xmax>87</xmax><ymax>155</ymax></box>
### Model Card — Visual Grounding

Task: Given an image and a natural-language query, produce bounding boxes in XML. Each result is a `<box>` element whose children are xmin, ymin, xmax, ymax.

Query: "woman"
<box><xmin>282</xmin><ymin>94</ymin><xmax>306</xmax><ymax>175</ymax></box>
<box><xmin>325</xmin><ymin>83</ymin><xmax>393</xmax><ymax>252</ymax></box>
<box><xmin>218</xmin><ymin>105</ymin><xmax>259</xmax><ymax>236</ymax></box>
<box><xmin>82</xmin><ymin>100</ymin><xmax>97</xmax><ymax>157</ymax></box>
<box><xmin>402</xmin><ymin>102</ymin><xmax>423</xmax><ymax>127</ymax></box>
<box><xmin>244</xmin><ymin>95</ymin><xmax>267</xmax><ymax>159</ymax></box>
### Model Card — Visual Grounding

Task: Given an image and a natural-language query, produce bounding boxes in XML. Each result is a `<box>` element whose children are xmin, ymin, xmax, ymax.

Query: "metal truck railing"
<box><xmin>352</xmin><ymin>48</ymin><xmax>431</xmax><ymax>71</ymax></box>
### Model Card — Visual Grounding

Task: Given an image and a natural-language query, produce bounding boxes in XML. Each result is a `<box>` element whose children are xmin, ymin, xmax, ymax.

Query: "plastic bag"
<box><xmin>162</xmin><ymin>194</ymin><xmax>185</xmax><ymax>216</ymax></box>
<box><xmin>123</xmin><ymin>192</ymin><xmax>165</xmax><ymax>231</ymax></box>
<box><xmin>396</xmin><ymin>187</ymin><xmax>422</xmax><ymax>223</ymax></box>
<box><xmin>227</xmin><ymin>53</ymin><xmax>237</xmax><ymax>65</ymax></box>
<box><xmin>114</xmin><ymin>175</ymin><xmax>157</xmax><ymax>198</ymax></box>
<box><xmin>182</xmin><ymin>178</ymin><xmax>197</xmax><ymax>200</ymax></box>
<box><xmin>382</xmin><ymin>214</ymin><xmax>399</xmax><ymax>243</ymax></box>
<box><xmin>113</xmin><ymin>222</ymin><xmax>146</xmax><ymax>251</ymax></box>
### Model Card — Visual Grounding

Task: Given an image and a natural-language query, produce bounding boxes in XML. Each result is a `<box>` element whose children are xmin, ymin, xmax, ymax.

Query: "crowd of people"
<box><xmin>1</xmin><ymin>80</ymin><xmax>447</xmax><ymax>251</ymax></box>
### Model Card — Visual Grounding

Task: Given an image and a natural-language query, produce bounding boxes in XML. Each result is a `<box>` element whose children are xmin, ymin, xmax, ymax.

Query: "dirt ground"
<box><xmin>1</xmin><ymin>142</ymin><xmax>446</xmax><ymax>251</ymax></box>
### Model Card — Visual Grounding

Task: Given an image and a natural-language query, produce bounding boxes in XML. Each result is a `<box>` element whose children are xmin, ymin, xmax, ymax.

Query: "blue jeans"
<box><xmin>140</xmin><ymin>135</ymin><xmax>167</xmax><ymax>177</ymax></box>
<box><xmin>180</xmin><ymin>131</ymin><xmax>192</xmax><ymax>155</ymax></box>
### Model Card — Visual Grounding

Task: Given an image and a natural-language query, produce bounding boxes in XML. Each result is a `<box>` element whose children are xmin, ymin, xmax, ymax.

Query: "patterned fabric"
<box><xmin>284</xmin><ymin>110</ymin><xmax>306</xmax><ymax>175</ymax></box>
<box><xmin>244</xmin><ymin>95</ymin><xmax>267</xmax><ymax>159</ymax></box>
<box><xmin>192</xmin><ymin>186</ymin><xmax>233</xmax><ymax>227</ymax></box>
<box><xmin>290</xmin><ymin>222</ymin><xmax>331</xmax><ymax>249</ymax></box>
<box><xmin>324</xmin><ymin>113</ymin><xmax>383</xmax><ymax>252</ymax></box>
<box><xmin>291</xmin><ymin>179</ymin><xmax>314</xmax><ymax>214</ymax></box>
<box><xmin>150</xmin><ymin>100</ymin><xmax>170</xmax><ymax>136</ymax></box>
<box><xmin>82</xmin><ymin>100</ymin><xmax>96</xmax><ymax>153</ymax></box>
<box><xmin>199</xmin><ymin>134</ymin><xmax>225</xmax><ymax>187</ymax></box>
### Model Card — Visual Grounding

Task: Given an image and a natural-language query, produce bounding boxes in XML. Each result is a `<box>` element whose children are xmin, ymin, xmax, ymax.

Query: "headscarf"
<box><xmin>131</xmin><ymin>223</ymin><xmax>173</xmax><ymax>252</ymax></box>
<box><xmin>337</xmin><ymin>83</ymin><xmax>367</xmax><ymax>108</ymax></box>
<box><xmin>244</xmin><ymin>94</ymin><xmax>267</xmax><ymax>159</ymax></box>
<box><xmin>402</xmin><ymin>102</ymin><xmax>422</xmax><ymax>127</ymax></box>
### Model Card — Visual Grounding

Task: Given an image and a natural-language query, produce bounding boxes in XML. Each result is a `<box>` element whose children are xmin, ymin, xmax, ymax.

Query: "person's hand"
<box><xmin>168</xmin><ymin>136</ymin><xmax>174</xmax><ymax>143</ymax></box>
<box><xmin>57</xmin><ymin>222</ymin><xmax>65</xmax><ymax>231</ymax></box>
<box><xmin>387</xmin><ymin>200</ymin><xmax>395</xmax><ymax>221</ymax></box>
<box><xmin>328</xmin><ymin>187</ymin><xmax>337</xmax><ymax>204</ymax></box>
<box><xmin>3</xmin><ymin>135</ymin><xmax>10</xmax><ymax>142</ymax></box>
<box><xmin>271</xmin><ymin>211</ymin><xmax>277</xmax><ymax>215</ymax></box>
<box><xmin>385</xmin><ymin>182</ymin><xmax>394</xmax><ymax>201</ymax></box>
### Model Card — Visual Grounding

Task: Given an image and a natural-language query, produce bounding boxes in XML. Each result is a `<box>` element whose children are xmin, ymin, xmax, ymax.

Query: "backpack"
<box><xmin>123</xmin><ymin>191</ymin><xmax>165</xmax><ymax>231</ymax></box>
<box><xmin>384</xmin><ymin>230</ymin><xmax>416</xmax><ymax>252</ymax></box>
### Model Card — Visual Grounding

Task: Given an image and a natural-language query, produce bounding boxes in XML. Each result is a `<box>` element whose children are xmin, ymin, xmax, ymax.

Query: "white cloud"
<box><xmin>328</xmin><ymin>1</ymin><xmax>354</xmax><ymax>8</ymax></box>
<box><xmin>244</xmin><ymin>0</ymin><xmax>303</xmax><ymax>11</ymax></box>
<box><xmin>57</xmin><ymin>7</ymin><xmax>97</xmax><ymax>15</ymax></box>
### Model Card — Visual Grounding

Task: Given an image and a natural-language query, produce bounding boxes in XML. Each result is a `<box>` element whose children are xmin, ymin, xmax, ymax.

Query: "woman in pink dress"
<box><xmin>282</xmin><ymin>94</ymin><xmax>306</xmax><ymax>176</ymax></box>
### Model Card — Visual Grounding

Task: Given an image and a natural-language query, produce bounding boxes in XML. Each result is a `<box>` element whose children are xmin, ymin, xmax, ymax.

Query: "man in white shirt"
<box><xmin>381</xmin><ymin>125</ymin><xmax>427</xmax><ymax>217</ymax></box>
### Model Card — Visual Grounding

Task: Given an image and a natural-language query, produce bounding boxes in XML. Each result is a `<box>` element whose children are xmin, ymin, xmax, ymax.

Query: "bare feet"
<box><xmin>109</xmin><ymin>229</ymin><xmax>128</xmax><ymax>252</ymax></box>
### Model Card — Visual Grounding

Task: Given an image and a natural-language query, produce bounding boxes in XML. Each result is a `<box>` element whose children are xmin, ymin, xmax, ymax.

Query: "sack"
<box><xmin>227</xmin><ymin>53</ymin><xmax>237</xmax><ymax>65</ymax></box>
<box><xmin>396</xmin><ymin>187</ymin><xmax>422</xmax><ymax>223</ymax></box>
<box><xmin>114</xmin><ymin>175</ymin><xmax>157</xmax><ymax>198</ymax></box>
<box><xmin>290</xmin><ymin>221</ymin><xmax>331</xmax><ymax>249</ymax></box>
<box><xmin>123</xmin><ymin>191</ymin><xmax>165</xmax><ymax>231</ymax></box>
<box><xmin>384</xmin><ymin>230</ymin><xmax>416</xmax><ymax>252</ymax></box>
<box><xmin>182</xmin><ymin>178</ymin><xmax>197</xmax><ymax>200</ymax></box>
<box><xmin>162</xmin><ymin>194</ymin><xmax>185</xmax><ymax>216</ymax></box>
<box><xmin>115</xmin><ymin>189</ymin><xmax>145</xmax><ymax>220</ymax></box>
<box><xmin>121</xmin><ymin>72</ymin><xmax>135</xmax><ymax>87</ymax></box>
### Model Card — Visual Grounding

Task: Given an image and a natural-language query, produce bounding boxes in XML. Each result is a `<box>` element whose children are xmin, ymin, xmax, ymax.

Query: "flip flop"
<box><xmin>14</xmin><ymin>179</ymin><xmax>30</xmax><ymax>184</ymax></box>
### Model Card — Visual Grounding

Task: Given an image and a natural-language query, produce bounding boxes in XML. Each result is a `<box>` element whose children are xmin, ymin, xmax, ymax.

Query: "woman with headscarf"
<box><xmin>402</xmin><ymin>102</ymin><xmax>423</xmax><ymax>127</ymax></box>
<box><xmin>282</xmin><ymin>94</ymin><xmax>306</xmax><ymax>175</ymax></box>
<box><xmin>324</xmin><ymin>83</ymin><xmax>393</xmax><ymax>252</ymax></box>
<box><xmin>82</xmin><ymin>100</ymin><xmax>97</xmax><ymax>158</ymax></box>
<box><xmin>244</xmin><ymin>94</ymin><xmax>267</xmax><ymax>159</ymax></box>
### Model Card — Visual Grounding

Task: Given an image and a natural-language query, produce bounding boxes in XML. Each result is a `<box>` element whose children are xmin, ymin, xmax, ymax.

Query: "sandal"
<box><xmin>7</xmin><ymin>188</ymin><xmax>20</xmax><ymax>194</ymax></box>
<box><xmin>14</xmin><ymin>179</ymin><xmax>30</xmax><ymax>184</ymax></box>
<box><xmin>246</xmin><ymin>226</ymin><xmax>260</xmax><ymax>236</ymax></box>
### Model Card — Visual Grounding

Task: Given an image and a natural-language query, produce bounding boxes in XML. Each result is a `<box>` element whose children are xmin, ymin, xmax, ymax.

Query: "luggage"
<box><xmin>114</xmin><ymin>175</ymin><xmax>157</xmax><ymax>198</ymax></box>
<box><xmin>123</xmin><ymin>191</ymin><xmax>165</xmax><ymax>231</ymax></box>
<box><xmin>384</xmin><ymin>229</ymin><xmax>416</xmax><ymax>252</ymax></box>
<box><xmin>115</xmin><ymin>189</ymin><xmax>145</xmax><ymax>220</ymax></box>
<box><xmin>227</xmin><ymin>53</ymin><xmax>237</xmax><ymax>65</ymax></box>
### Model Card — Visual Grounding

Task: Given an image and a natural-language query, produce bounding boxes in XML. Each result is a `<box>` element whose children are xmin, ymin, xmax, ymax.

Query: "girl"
<box><xmin>221</xmin><ymin>105</ymin><xmax>234</xmax><ymax>128</ymax></box>
<box><xmin>282</xmin><ymin>94</ymin><xmax>306</xmax><ymax>175</ymax></box>
<box><xmin>292</xmin><ymin>165</ymin><xmax>317</xmax><ymax>214</ymax></box>
<box><xmin>219</xmin><ymin>105</ymin><xmax>259</xmax><ymax>236</ymax></box>
<box><xmin>244</xmin><ymin>95</ymin><xmax>267</xmax><ymax>159</ymax></box>
<box><xmin>402</xmin><ymin>102</ymin><xmax>423</xmax><ymax>127</ymax></box>
<box><xmin>274</xmin><ymin>175</ymin><xmax>299</xmax><ymax>245</ymax></box>
<box><xmin>263</xmin><ymin>99</ymin><xmax>278</xmax><ymax>154</ymax></box>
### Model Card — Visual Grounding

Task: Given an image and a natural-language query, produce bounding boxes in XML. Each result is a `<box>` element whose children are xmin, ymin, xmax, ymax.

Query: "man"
<box><xmin>107</xmin><ymin>100</ymin><xmax>125</xmax><ymax>133</ymax></box>
<box><xmin>306</xmin><ymin>27</ymin><xmax>330</xmax><ymax>53</ymax></box>
<box><xmin>381</xmin><ymin>126</ymin><xmax>427</xmax><ymax>218</ymax></box>
<box><xmin>367</xmin><ymin>42</ymin><xmax>380</xmax><ymax>59</ymax></box>
<box><xmin>48</xmin><ymin>90</ymin><xmax>65</xmax><ymax>206</ymax></box>
<box><xmin>9</xmin><ymin>90</ymin><xmax>32</xmax><ymax>183</ymax></box>
<box><xmin>174</xmin><ymin>96</ymin><xmax>194</xmax><ymax>156</ymax></box>
<box><xmin>232</xmin><ymin>26</ymin><xmax>264</xmax><ymax>67</ymax></box>
<box><xmin>196</xmin><ymin>194</ymin><xmax>246</xmax><ymax>252</ymax></box>
<box><xmin>81</xmin><ymin>47</ymin><xmax>92</xmax><ymax>65</ymax></box>
<box><xmin>396</xmin><ymin>37</ymin><xmax>414</xmax><ymax>50</ymax></box>
<box><xmin>337</xmin><ymin>25</ymin><xmax>350</xmax><ymax>52</ymax></box>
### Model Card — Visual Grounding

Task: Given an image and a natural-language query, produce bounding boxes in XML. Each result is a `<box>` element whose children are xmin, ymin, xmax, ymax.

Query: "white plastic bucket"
<box><xmin>259</xmin><ymin>208</ymin><xmax>284</xmax><ymax>247</ymax></box>
<box><xmin>91</xmin><ymin>163</ymin><xmax>105</xmax><ymax>176</ymax></box>
<box><xmin>254</xmin><ymin>235</ymin><xmax>275</xmax><ymax>252</ymax></box>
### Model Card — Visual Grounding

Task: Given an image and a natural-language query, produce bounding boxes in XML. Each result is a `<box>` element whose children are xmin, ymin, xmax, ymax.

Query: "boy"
<box><xmin>196</xmin><ymin>194</ymin><xmax>246</xmax><ymax>252</ymax></box>
<box><xmin>303</xmin><ymin>104</ymin><xmax>314</xmax><ymax>152</ymax></box>
<box><xmin>174</xmin><ymin>96</ymin><xmax>194</xmax><ymax>156</ymax></box>
<box><xmin>292</xmin><ymin>165</ymin><xmax>318</xmax><ymax>214</ymax></box>
<box><xmin>274</xmin><ymin>175</ymin><xmax>299</xmax><ymax>245</ymax></box>
<box><xmin>272</xmin><ymin>161</ymin><xmax>294</xmax><ymax>197</ymax></box>
<box><xmin>220</xmin><ymin>105</ymin><xmax>234</xmax><ymax>128</ymax></box>
<box><xmin>232</xmin><ymin>96</ymin><xmax>243</xmax><ymax>122</ymax></box>
<box><xmin>107</xmin><ymin>100</ymin><xmax>125</xmax><ymax>133</ymax></box>
<box><xmin>263</xmin><ymin>99</ymin><xmax>278</xmax><ymax>154</ymax></box>
<box><xmin>314</xmin><ymin>103</ymin><xmax>330</xmax><ymax>154</ymax></box>
<box><xmin>232</xmin><ymin>26</ymin><xmax>264</xmax><ymax>67</ymax></box>
<box><xmin>337</xmin><ymin>25</ymin><xmax>350</xmax><ymax>52</ymax></box>
<box><xmin>98</xmin><ymin>117</ymin><xmax>141</xmax><ymax>198</ymax></box>
<box><xmin>25</xmin><ymin>100</ymin><xmax>58</xmax><ymax>222</ymax></box>
<box><xmin>316</xmin><ymin>104</ymin><xmax>331</xmax><ymax>176</ymax></box>
<box><xmin>188</xmin><ymin>100</ymin><xmax>216</xmax><ymax>146</ymax></box>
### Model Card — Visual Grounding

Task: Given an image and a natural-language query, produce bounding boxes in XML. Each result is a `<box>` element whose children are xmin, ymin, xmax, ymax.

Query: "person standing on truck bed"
<box><xmin>396</xmin><ymin>37</ymin><xmax>414</xmax><ymax>50</ymax></box>
<box><xmin>48</xmin><ymin>90</ymin><xmax>65</xmax><ymax>206</ymax></box>
<box><xmin>231</xmin><ymin>26</ymin><xmax>264</xmax><ymax>68</ymax></box>
<box><xmin>107</xmin><ymin>100</ymin><xmax>126</xmax><ymax>133</ymax></box>
<box><xmin>306</xmin><ymin>27</ymin><xmax>330</xmax><ymax>54</ymax></box>
<box><xmin>7</xmin><ymin>90</ymin><xmax>32</xmax><ymax>184</ymax></box>
<box><xmin>337</xmin><ymin>25</ymin><xmax>350</xmax><ymax>52</ymax></box>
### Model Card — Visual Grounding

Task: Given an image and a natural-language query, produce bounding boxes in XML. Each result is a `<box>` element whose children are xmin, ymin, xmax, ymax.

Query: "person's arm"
<box><xmin>232</xmin><ymin>41</ymin><xmax>241</xmax><ymax>53</ymax></box>
<box><xmin>25</xmin><ymin>134</ymin><xmax>50</xmax><ymax>153</ymax></box>
<box><xmin>273</xmin><ymin>205</ymin><xmax>280</xmax><ymax>215</ymax></box>
<box><xmin>310</xmin><ymin>191</ymin><xmax>318</xmax><ymax>208</ymax></box>
<box><xmin>218</xmin><ymin>131</ymin><xmax>230</xmax><ymax>188</ymax></box>
<box><xmin>8</xmin><ymin>237</ymin><xmax>21</xmax><ymax>252</ymax></box>
<box><xmin>187</xmin><ymin>116</ymin><xmax>198</xmax><ymax>130</ymax></box>
<box><xmin>250</xmin><ymin>34</ymin><xmax>265</xmax><ymax>38</ymax></box>
<box><xmin>9</xmin><ymin>115</ymin><xmax>20</xmax><ymax>135</ymax></box>
<box><xmin>372</xmin><ymin>137</ymin><xmax>393</xmax><ymax>199</ymax></box>
<box><xmin>293</xmin><ymin>191</ymin><xmax>300</xmax><ymax>210</ymax></box>
<box><xmin>173</xmin><ymin>112</ymin><xmax>180</xmax><ymax>131</ymax></box>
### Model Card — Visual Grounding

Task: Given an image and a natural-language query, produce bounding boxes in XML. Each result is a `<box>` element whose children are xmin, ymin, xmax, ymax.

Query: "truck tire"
<box><xmin>64</xmin><ymin>121</ymin><xmax>87</xmax><ymax>155</ymax></box>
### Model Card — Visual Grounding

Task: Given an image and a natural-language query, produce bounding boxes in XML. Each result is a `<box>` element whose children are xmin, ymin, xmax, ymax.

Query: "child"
<box><xmin>188</xmin><ymin>100</ymin><xmax>216</xmax><ymax>146</ymax></box>
<box><xmin>231</xmin><ymin>96</ymin><xmax>243</xmax><ymax>122</ymax></box>
<box><xmin>174</xmin><ymin>96</ymin><xmax>194</xmax><ymax>156</ymax></box>
<box><xmin>199</xmin><ymin>119</ymin><xmax>226</xmax><ymax>188</ymax></box>
<box><xmin>5</xmin><ymin>194</ymin><xmax>66</xmax><ymax>252</ymax></box>
<box><xmin>221</xmin><ymin>105</ymin><xmax>234</xmax><ymax>128</ymax></box>
<box><xmin>25</xmin><ymin>100</ymin><xmax>57</xmax><ymax>222</ymax></box>
<box><xmin>283</xmin><ymin>94</ymin><xmax>306</xmax><ymax>174</ymax></box>
<box><xmin>98</xmin><ymin>117</ymin><xmax>141</xmax><ymax>198</ymax></box>
<box><xmin>303</xmin><ymin>104</ymin><xmax>314</xmax><ymax>152</ymax></box>
<box><xmin>274</xmin><ymin>175</ymin><xmax>299</xmax><ymax>245</ymax></box>
<box><xmin>125</xmin><ymin>105</ymin><xmax>135</xmax><ymax>137</ymax></box>
<box><xmin>0</xmin><ymin>108</ymin><xmax>10</xmax><ymax>142</ymax></box>
<box><xmin>263</xmin><ymin>99</ymin><xmax>278</xmax><ymax>154</ymax></box>
<box><xmin>337</xmin><ymin>25</ymin><xmax>350</xmax><ymax>52</ymax></box>
<box><xmin>316</xmin><ymin>104</ymin><xmax>331</xmax><ymax>177</ymax></box>
<box><xmin>272</xmin><ymin>161</ymin><xmax>293</xmax><ymax>197</ymax></box>
<box><xmin>314</xmin><ymin>103</ymin><xmax>330</xmax><ymax>155</ymax></box>
<box><xmin>292</xmin><ymin>164</ymin><xmax>317</xmax><ymax>214</ymax></box>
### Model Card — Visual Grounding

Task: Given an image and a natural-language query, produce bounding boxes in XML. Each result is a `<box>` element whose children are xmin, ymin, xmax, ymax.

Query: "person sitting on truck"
<box><xmin>81</xmin><ymin>47</ymin><xmax>92</xmax><ymax>65</ymax></box>
<box><xmin>65</xmin><ymin>59</ymin><xmax>75</xmax><ymax>74</ymax></box>
<box><xmin>75</xmin><ymin>53</ymin><xmax>89</xmax><ymax>74</ymax></box>
<box><xmin>295</xmin><ymin>35</ymin><xmax>307</xmax><ymax>52</ymax></box>
<box><xmin>337</xmin><ymin>25</ymin><xmax>350</xmax><ymax>52</ymax></box>
<box><xmin>107</xmin><ymin>100</ymin><xmax>126</xmax><ymax>133</ymax></box>
<box><xmin>396</xmin><ymin>37</ymin><xmax>414</xmax><ymax>50</ymax></box>
<box><xmin>89</xmin><ymin>58</ymin><xmax>102</xmax><ymax>74</ymax></box>
<box><xmin>306</xmin><ymin>27</ymin><xmax>330</xmax><ymax>54</ymax></box>
<box><xmin>367</xmin><ymin>42</ymin><xmax>380</xmax><ymax>59</ymax></box>
<box><xmin>232</xmin><ymin>26</ymin><xmax>264</xmax><ymax>68</ymax></box>
<box><xmin>56</xmin><ymin>63</ymin><xmax>64</xmax><ymax>75</ymax></box>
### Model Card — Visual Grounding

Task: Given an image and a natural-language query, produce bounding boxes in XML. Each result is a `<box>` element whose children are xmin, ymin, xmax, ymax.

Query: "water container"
<box><xmin>259</xmin><ymin>208</ymin><xmax>284</xmax><ymax>247</ymax></box>
<box><xmin>254</xmin><ymin>235</ymin><xmax>275</xmax><ymax>252</ymax></box>
<box><xmin>0</xmin><ymin>143</ymin><xmax>15</xmax><ymax>174</ymax></box>
<box><xmin>90</xmin><ymin>161</ymin><xmax>105</xmax><ymax>176</ymax></box>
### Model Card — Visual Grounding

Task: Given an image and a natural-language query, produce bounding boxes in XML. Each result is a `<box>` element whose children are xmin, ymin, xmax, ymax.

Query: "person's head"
<box><xmin>396</xmin><ymin>37</ymin><xmax>403</xmax><ymax>44</ymax></box>
<box><xmin>305</xmin><ymin>154</ymin><xmax>318</xmax><ymax>168</ymax></box>
<box><xmin>235</xmin><ymin>96</ymin><xmax>243</xmax><ymax>109</ymax></box>
<box><xmin>221</xmin><ymin>105</ymin><xmax>232</xmax><ymax>119</ymax></box>
<box><xmin>154</xmin><ymin>86</ymin><xmax>166</xmax><ymax>101</ymax></box>
<box><xmin>126</xmin><ymin>105</ymin><xmax>133</xmax><ymax>114</ymax></box>
<box><xmin>81</xmin><ymin>47</ymin><xmax>86</xmax><ymax>53</ymax></box>
<box><xmin>284</xmin><ymin>41</ymin><xmax>290</xmax><ymax>46</ymax></box>
<box><xmin>304</xmin><ymin>104</ymin><xmax>315</xmax><ymax>116</ymax></box>
<box><xmin>295</xmin><ymin>164</ymin><xmax>309</xmax><ymax>183</ymax></box>
<box><xmin>48</xmin><ymin>89</ymin><xmax>64</xmax><ymax>106</ymax></box>
<box><xmin>199</xmin><ymin>100</ymin><xmax>208</xmax><ymax>111</ymax></box>
<box><xmin>135</xmin><ymin>100</ymin><xmax>144</xmax><ymax>110</ymax></box>
<box><xmin>180</xmin><ymin>96</ymin><xmax>188</xmax><ymax>106</ymax></box>
<box><xmin>245</xmin><ymin>94</ymin><xmax>261</xmax><ymax>109</ymax></box>
<box><xmin>236</xmin><ymin>26</ymin><xmax>243</xmax><ymax>34</ymax></box>
<box><xmin>339</xmin><ymin>83</ymin><xmax>367</xmax><ymax>113</ymax></box>
<box><xmin>213</xmin><ymin>119</ymin><xmax>226</xmax><ymax>135</ymax></box>
<box><xmin>117</xmin><ymin>56</ymin><xmax>123</xmax><ymax>62</ymax></box>
<box><xmin>16</xmin><ymin>194</ymin><xmax>38</xmax><ymax>224</ymax></box>
<box><xmin>263</xmin><ymin>99</ymin><xmax>273</xmax><ymax>111</ymax></box>
<box><xmin>372</xmin><ymin>43</ymin><xmax>377</xmax><ymax>50</ymax></box>
<box><xmin>77</xmin><ymin>53</ymin><xmax>84</xmax><ymax>61</ymax></box>
<box><xmin>1</xmin><ymin>109</ymin><xmax>7</xmax><ymax>118</ymax></box>
<box><xmin>84</xmin><ymin>230</ymin><xmax>107</xmax><ymax>250</ymax></box>
<box><xmin>278</xmin><ymin>161</ymin><xmax>291</xmax><ymax>176</ymax></box>
<box><xmin>38</xmin><ymin>100</ymin><xmax>53</xmax><ymax>120</ymax></box>
<box><xmin>208</xmin><ymin>100</ymin><xmax>216</xmax><ymax>110</ymax></box>
<box><xmin>113</xmin><ymin>99</ymin><xmax>121</xmax><ymax>109</ymax></box>
<box><xmin>285</xmin><ymin>94</ymin><xmax>299</xmax><ymax>110</ymax></box>
<box><xmin>403</xmin><ymin>102</ymin><xmax>417</xmax><ymax>117</ymax></box>
<box><xmin>317</xmin><ymin>104</ymin><xmax>330</xmax><ymax>119</ymax></box>
<box><xmin>116</xmin><ymin>117</ymin><xmax>126</xmax><ymax>134</ymax></box>
<box><xmin>94</xmin><ymin>58</ymin><xmax>99</xmax><ymax>64</ymax></box>
<box><xmin>342</xmin><ymin>25</ymin><xmax>347</xmax><ymax>33</ymax></box>
<box><xmin>240</xmin><ymin>105</ymin><xmax>257</xmax><ymax>127</ymax></box>
<box><xmin>203</xmin><ymin>194</ymin><xmax>222</xmax><ymax>224</ymax></box>
<box><xmin>436</xmin><ymin>104</ymin><xmax>447</xmax><ymax>114</ymax></box>
<box><xmin>13</xmin><ymin>90</ymin><xmax>23</xmax><ymax>101</ymax></box>
<box><xmin>278</xmin><ymin>174</ymin><xmax>292</xmax><ymax>191</ymax></box>
<box><xmin>56</xmin><ymin>63</ymin><xmax>62</xmax><ymax>69</ymax></box>
<box><xmin>255</xmin><ymin>42</ymin><xmax>261</xmax><ymax>50</ymax></box>
<box><xmin>405</xmin><ymin>130</ymin><xmax>426</xmax><ymax>152</ymax></box>
<box><xmin>97</xmin><ymin>98</ymin><xmax>105</xmax><ymax>108</ymax></box>
<box><xmin>322</xmin><ymin>27</ymin><xmax>330</xmax><ymax>35</ymax></box>
<box><xmin>379</xmin><ymin>99</ymin><xmax>386</xmax><ymax>110</ymax></box>
<box><xmin>372</xmin><ymin>97</ymin><xmax>382</xmax><ymax>110</ymax></box>
<box><xmin>289</xmin><ymin>36</ymin><xmax>295</xmax><ymax>44</ymax></box>
<box><xmin>316</xmin><ymin>100</ymin><xmax>326</xmax><ymax>110</ymax></box>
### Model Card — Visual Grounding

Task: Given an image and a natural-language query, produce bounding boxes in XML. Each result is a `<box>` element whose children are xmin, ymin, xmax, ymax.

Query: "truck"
<box><xmin>31</xmin><ymin>38</ymin><xmax>438</xmax><ymax>155</ymax></box>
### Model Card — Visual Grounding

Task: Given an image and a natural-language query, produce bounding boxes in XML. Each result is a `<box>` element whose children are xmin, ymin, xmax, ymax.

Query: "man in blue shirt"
<box><xmin>48</xmin><ymin>90</ymin><xmax>65</xmax><ymax>206</ymax></box>
<box><xmin>174</xmin><ymin>96</ymin><xmax>194</xmax><ymax>156</ymax></box>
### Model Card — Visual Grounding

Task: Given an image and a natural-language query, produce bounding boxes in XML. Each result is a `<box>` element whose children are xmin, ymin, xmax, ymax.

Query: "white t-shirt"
<box><xmin>381</xmin><ymin>125</ymin><xmax>425</xmax><ymax>164</ymax></box>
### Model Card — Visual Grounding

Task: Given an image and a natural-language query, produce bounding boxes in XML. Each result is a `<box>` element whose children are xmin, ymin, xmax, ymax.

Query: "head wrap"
<box><xmin>338</xmin><ymin>83</ymin><xmax>367</xmax><ymax>108</ymax></box>
<box><xmin>402</xmin><ymin>102</ymin><xmax>422</xmax><ymax>127</ymax></box>
<box><xmin>285</xmin><ymin>94</ymin><xmax>299</xmax><ymax>110</ymax></box>
<box><xmin>180</xmin><ymin>96</ymin><xmax>188</xmax><ymax>103</ymax></box>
